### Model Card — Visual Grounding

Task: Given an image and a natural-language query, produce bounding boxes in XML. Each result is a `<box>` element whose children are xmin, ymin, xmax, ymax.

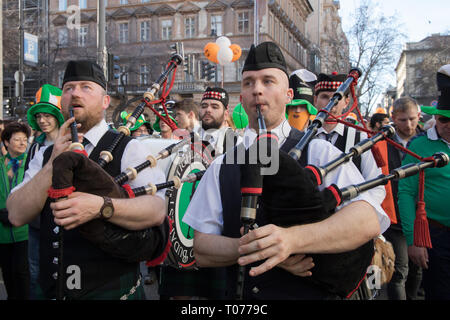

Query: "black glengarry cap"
<box><xmin>63</xmin><ymin>60</ymin><xmax>107</xmax><ymax>90</ymax></box>
<box><xmin>242</xmin><ymin>42</ymin><xmax>288</xmax><ymax>78</ymax></box>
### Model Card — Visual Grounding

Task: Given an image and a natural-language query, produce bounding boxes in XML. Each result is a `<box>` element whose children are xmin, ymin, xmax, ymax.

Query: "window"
<box><xmin>211</xmin><ymin>15</ymin><xmax>223</xmax><ymax>37</ymax></box>
<box><xmin>415</xmin><ymin>69</ymin><xmax>422</xmax><ymax>79</ymax></box>
<box><xmin>161</xmin><ymin>19</ymin><xmax>172</xmax><ymax>40</ymax></box>
<box><xmin>58</xmin><ymin>28</ymin><xmax>68</xmax><ymax>47</ymax></box>
<box><xmin>58</xmin><ymin>0</ymin><xmax>67</xmax><ymax>11</ymax></box>
<box><xmin>185</xmin><ymin>17</ymin><xmax>196</xmax><ymax>38</ymax></box>
<box><xmin>79</xmin><ymin>0</ymin><xmax>87</xmax><ymax>9</ymax></box>
<box><xmin>140</xmin><ymin>21</ymin><xmax>150</xmax><ymax>42</ymax></box>
<box><xmin>120</xmin><ymin>0</ymin><xmax>128</xmax><ymax>4</ymax></box>
<box><xmin>78</xmin><ymin>26</ymin><xmax>88</xmax><ymax>47</ymax></box>
<box><xmin>140</xmin><ymin>65</ymin><xmax>149</xmax><ymax>85</ymax></box>
<box><xmin>119</xmin><ymin>23</ymin><xmax>129</xmax><ymax>43</ymax></box>
<box><xmin>237</xmin><ymin>12</ymin><xmax>249</xmax><ymax>33</ymax></box>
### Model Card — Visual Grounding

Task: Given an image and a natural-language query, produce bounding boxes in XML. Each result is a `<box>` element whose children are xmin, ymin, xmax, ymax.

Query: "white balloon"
<box><xmin>215</xmin><ymin>36</ymin><xmax>231</xmax><ymax>49</ymax></box>
<box><xmin>217</xmin><ymin>46</ymin><xmax>233</xmax><ymax>66</ymax></box>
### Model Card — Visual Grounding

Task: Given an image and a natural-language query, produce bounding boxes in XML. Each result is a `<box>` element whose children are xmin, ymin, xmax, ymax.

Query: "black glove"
<box><xmin>0</xmin><ymin>208</ymin><xmax>13</xmax><ymax>227</ymax></box>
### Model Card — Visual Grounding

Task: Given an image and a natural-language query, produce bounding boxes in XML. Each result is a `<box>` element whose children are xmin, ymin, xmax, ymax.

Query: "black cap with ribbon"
<box><xmin>314</xmin><ymin>72</ymin><xmax>347</xmax><ymax>94</ymax></box>
<box><xmin>202</xmin><ymin>87</ymin><xmax>229</xmax><ymax>108</ymax></box>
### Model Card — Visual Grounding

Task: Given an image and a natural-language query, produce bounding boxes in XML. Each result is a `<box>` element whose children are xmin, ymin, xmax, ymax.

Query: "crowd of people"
<box><xmin>0</xmin><ymin>41</ymin><xmax>449</xmax><ymax>301</ymax></box>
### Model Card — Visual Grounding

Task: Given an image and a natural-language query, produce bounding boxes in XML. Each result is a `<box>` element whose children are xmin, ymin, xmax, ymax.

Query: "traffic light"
<box><xmin>201</xmin><ymin>61</ymin><xmax>216</xmax><ymax>81</ymax></box>
<box><xmin>3</xmin><ymin>99</ymin><xmax>11</xmax><ymax>116</ymax></box>
<box><xmin>3</xmin><ymin>98</ymin><xmax>16</xmax><ymax>117</ymax></box>
<box><xmin>170</xmin><ymin>42</ymin><xmax>184</xmax><ymax>59</ymax></box>
<box><xmin>184</xmin><ymin>54</ymin><xmax>196</xmax><ymax>76</ymax></box>
<box><xmin>107</xmin><ymin>53</ymin><xmax>120</xmax><ymax>82</ymax></box>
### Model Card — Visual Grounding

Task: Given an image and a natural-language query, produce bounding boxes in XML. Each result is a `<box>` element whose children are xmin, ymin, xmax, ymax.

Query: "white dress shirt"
<box><xmin>13</xmin><ymin>119</ymin><xmax>166</xmax><ymax>200</ymax></box>
<box><xmin>317</xmin><ymin>122</ymin><xmax>386</xmax><ymax>210</ymax></box>
<box><xmin>183</xmin><ymin>120</ymin><xmax>390</xmax><ymax>235</ymax></box>
<box><xmin>196</xmin><ymin>126</ymin><xmax>243</xmax><ymax>155</ymax></box>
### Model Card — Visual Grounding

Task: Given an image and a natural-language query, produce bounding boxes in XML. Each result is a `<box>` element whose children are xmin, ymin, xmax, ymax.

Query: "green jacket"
<box><xmin>0</xmin><ymin>153</ymin><xmax>29</xmax><ymax>243</ymax></box>
<box><xmin>398</xmin><ymin>128</ymin><xmax>450</xmax><ymax>246</ymax></box>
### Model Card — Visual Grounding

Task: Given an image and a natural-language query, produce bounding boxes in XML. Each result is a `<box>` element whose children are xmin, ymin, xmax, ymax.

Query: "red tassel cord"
<box><xmin>413</xmin><ymin>170</ymin><xmax>432</xmax><ymax>248</ymax></box>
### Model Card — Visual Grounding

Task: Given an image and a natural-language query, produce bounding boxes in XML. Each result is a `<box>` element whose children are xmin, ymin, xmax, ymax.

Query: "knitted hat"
<box><xmin>421</xmin><ymin>64</ymin><xmax>450</xmax><ymax>118</ymax></box>
<box><xmin>202</xmin><ymin>87</ymin><xmax>229</xmax><ymax>108</ymax></box>
<box><xmin>63</xmin><ymin>60</ymin><xmax>107</xmax><ymax>90</ymax></box>
<box><xmin>120</xmin><ymin>111</ymin><xmax>152</xmax><ymax>132</ymax></box>
<box><xmin>242</xmin><ymin>42</ymin><xmax>288</xmax><ymax>79</ymax></box>
<box><xmin>27</xmin><ymin>84</ymin><xmax>65</xmax><ymax>131</ymax></box>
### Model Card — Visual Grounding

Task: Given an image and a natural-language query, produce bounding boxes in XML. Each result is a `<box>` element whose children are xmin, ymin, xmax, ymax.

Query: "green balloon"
<box><xmin>232</xmin><ymin>103</ymin><xmax>248</xmax><ymax>129</ymax></box>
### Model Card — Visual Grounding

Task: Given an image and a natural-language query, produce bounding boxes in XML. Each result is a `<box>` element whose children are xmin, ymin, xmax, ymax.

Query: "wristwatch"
<box><xmin>99</xmin><ymin>196</ymin><xmax>114</xmax><ymax>220</ymax></box>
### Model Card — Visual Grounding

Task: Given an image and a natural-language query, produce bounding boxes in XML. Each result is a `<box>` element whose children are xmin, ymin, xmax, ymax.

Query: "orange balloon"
<box><xmin>204</xmin><ymin>42</ymin><xmax>219</xmax><ymax>64</ymax></box>
<box><xmin>230</xmin><ymin>44</ymin><xmax>242</xmax><ymax>62</ymax></box>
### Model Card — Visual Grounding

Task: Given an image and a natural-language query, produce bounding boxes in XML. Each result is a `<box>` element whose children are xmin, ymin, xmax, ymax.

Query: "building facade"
<box><xmin>306</xmin><ymin>0</ymin><xmax>349</xmax><ymax>74</ymax></box>
<box><xmin>395</xmin><ymin>33</ymin><xmax>450</xmax><ymax>107</ymax></box>
<box><xmin>46</xmin><ymin>0</ymin><xmax>316</xmax><ymax>124</ymax></box>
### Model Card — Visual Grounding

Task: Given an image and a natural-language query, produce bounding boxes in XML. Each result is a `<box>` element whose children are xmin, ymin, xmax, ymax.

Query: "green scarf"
<box><xmin>6</xmin><ymin>153</ymin><xmax>26</xmax><ymax>173</ymax></box>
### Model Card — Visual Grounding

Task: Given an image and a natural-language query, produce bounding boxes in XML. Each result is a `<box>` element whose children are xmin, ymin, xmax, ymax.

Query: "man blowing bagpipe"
<box><xmin>7</xmin><ymin>61</ymin><xmax>170</xmax><ymax>300</ymax></box>
<box><xmin>182</xmin><ymin>42</ymin><xmax>391</xmax><ymax>300</ymax></box>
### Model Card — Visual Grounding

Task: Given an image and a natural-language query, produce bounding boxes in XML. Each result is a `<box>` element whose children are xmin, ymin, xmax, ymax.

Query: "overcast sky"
<box><xmin>338</xmin><ymin>0</ymin><xmax>450</xmax><ymax>42</ymax></box>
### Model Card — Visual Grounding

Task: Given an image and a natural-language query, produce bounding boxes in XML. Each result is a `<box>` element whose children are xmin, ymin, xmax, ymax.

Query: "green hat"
<box><xmin>27</xmin><ymin>84</ymin><xmax>65</xmax><ymax>131</ymax></box>
<box><xmin>120</xmin><ymin>111</ymin><xmax>152</xmax><ymax>132</ymax></box>
<box><xmin>232</xmin><ymin>103</ymin><xmax>249</xmax><ymax>129</ymax></box>
<box><xmin>421</xmin><ymin>64</ymin><xmax>450</xmax><ymax>118</ymax></box>
<box><xmin>153</xmin><ymin>114</ymin><xmax>177</xmax><ymax>132</ymax></box>
<box><xmin>285</xmin><ymin>99</ymin><xmax>318</xmax><ymax>119</ymax></box>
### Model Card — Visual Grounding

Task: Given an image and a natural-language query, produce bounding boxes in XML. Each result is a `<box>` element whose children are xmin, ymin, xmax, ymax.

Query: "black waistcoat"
<box><xmin>334</xmin><ymin>125</ymin><xmax>362</xmax><ymax>171</ymax></box>
<box><xmin>39</xmin><ymin>130</ymin><xmax>136</xmax><ymax>299</ymax></box>
<box><xmin>220</xmin><ymin>129</ymin><xmax>373</xmax><ymax>299</ymax></box>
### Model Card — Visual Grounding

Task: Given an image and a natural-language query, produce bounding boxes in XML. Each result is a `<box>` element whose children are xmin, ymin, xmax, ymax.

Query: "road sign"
<box><xmin>24</xmin><ymin>32</ymin><xmax>39</xmax><ymax>64</ymax></box>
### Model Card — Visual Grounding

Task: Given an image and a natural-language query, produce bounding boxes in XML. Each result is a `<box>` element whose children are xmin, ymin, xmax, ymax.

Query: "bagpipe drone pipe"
<box><xmin>242</xmin><ymin>125</ymin><xmax>448</xmax><ymax>298</ymax></box>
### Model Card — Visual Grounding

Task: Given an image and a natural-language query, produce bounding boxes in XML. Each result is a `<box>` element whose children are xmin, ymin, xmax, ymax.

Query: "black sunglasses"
<box><xmin>437</xmin><ymin>116</ymin><xmax>450</xmax><ymax>124</ymax></box>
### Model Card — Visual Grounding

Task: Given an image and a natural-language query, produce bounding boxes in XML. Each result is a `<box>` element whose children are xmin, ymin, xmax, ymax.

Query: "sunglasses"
<box><xmin>437</xmin><ymin>116</ymin><xmax>450</xmax><ymax>124</ymax></box>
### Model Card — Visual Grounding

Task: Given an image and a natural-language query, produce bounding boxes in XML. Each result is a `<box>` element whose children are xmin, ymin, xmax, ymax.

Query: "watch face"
<box><xmin>102</xmin><ymin>206</ymin><xmax>114</xmax><ymax>219</ymax></box>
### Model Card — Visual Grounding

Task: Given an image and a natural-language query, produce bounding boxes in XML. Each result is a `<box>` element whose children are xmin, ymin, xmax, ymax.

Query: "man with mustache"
<box><xmin>197</xmin><ymin>87</ymin><xmax>241</xmax><ymax>156</ymax></box>
<box><xmin>7</xmin><ymin>60</ymin><xmax>167</xmax><ymax>299</ymax></box>
<box><xmin>182</xmin><ymin>42</ymin><xmax>389</xmax><ymax>299</ymax></box>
